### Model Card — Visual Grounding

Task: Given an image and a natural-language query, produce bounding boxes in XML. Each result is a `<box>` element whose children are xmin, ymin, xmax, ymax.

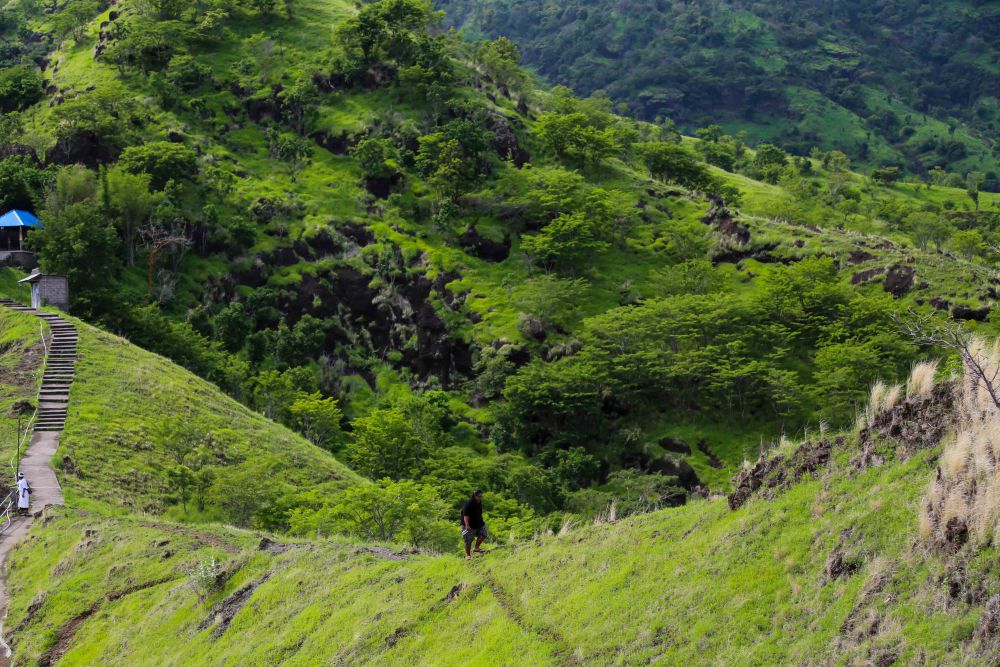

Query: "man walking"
<box><xmin>462</xmin><ymin>490</ymin><xmax>487</xmax><ymax>560</ymax></box>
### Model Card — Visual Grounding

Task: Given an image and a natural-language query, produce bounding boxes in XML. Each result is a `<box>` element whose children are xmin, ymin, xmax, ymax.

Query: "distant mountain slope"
<box><xmin>440</xmin><ymin>0</ymin><xmax>1000</xmax><ymax>181</ymax></box>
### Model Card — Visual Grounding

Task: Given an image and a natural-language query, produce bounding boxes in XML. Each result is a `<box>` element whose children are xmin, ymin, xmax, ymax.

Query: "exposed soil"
<box><xmin>882</xmin><ymin>265</ymin><xmax>916</xmax><ymax>297</ymax></box>
<box><xmin>855</xmin><ymin>382</ymin><xmax>955</xmax><ymax>471</ymax></box>
<box><xmin>459</xmin><ymin>226</ymin><xmax>511</xmax><ymax>262</ymax></box>
<box><xmin>728</xmin><ymin>437</ymin><xmax>839</xmax><ymax>510</ymax></box>
<box><xmin>696</xmin><ymin>439</ymin><xmax>723</xmax><ymax>469</ymax></box>
<box><xmin>353</xmin><ymin>546</ymin><xmax>410</xmax><ymax>561</ymax></box>
<box><xmin>199</xmin><ymin>576</ymin><xmax>270</xmax><ymax>638</ymax></box>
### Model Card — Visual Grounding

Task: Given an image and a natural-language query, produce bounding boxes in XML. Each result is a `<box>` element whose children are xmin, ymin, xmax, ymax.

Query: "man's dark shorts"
<box><xmin>462</xmin><ymin>525</ymin><xmax>488</xmax><ymax>546</ymax></box>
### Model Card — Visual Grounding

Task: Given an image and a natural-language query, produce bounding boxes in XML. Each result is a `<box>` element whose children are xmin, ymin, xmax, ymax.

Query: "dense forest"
<box><xmin>0</xmin><ymin>0</ymin><xmax>998</xmax><ymax>538</ymax></box>
<box><xmin>441</xmin><ymin>0</ymin><xmax>1000</xmax><ymax>184</ymax></box>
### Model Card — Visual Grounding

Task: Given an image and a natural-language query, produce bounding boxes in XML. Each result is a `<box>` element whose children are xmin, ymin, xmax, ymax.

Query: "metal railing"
<box><xmin>0</xmin><ymin>490</ymin><xmax>15</xmax><ymax>535</ymax></box>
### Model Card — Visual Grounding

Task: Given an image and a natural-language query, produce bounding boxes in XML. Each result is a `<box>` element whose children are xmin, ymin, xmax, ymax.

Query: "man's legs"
<box><xmin>474</xmin><ymin>527</ymin><xmax>486</xmax><ymax>552</ymax></box>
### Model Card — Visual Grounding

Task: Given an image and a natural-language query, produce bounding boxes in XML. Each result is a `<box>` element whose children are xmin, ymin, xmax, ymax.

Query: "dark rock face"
<box><xmin>658</xmin><ymin>437</ymin><xmax>691</xmax><ymax>455</ymax></box>
<box><xmin>952</xmin><ymin>304</ymin><xmax>990</xmax><ymax>322</ymax></box>
<box><xmin>0</xmin><ymin>144</ymin><xmax>41</xmax><ymax>165</ymax></box>
<box><xmin>702</xmin><ymin>205</ymin><xmax>750</xmax><ymax>245</ymax></box>
<box><xmin>45</xmin><ymin>131</ymin><xmax>120</xmax><ymax>167</ymax></box>
<box><xmin>943</xmin><ymin>516</ymin><xmax>968</xmax><ymax>552</ymax></box>
<box><xmin>486</xmin><ymin>114</ymin><xmax>530</xmax><ymax>167</ymax></box>
<box><xmin>620</xmin><ymin>450</ymin><xmax>702</xmax><ymax>494</ymax></box>
<box><xmin>847</xmin><ymin>249</ymin><xmax>875</xmax><ymax>265</ymax></box>
<box><xmin>459</xmin><ymin>226</ymin><xmax>511</xmax><ymax>262</ymax></box>
<box><xmin>855</xmin><ymin>382</ymin><xmax>956</xmax><ymax>470</ymax></box>
<box><xmin>882</xmin><ymin>265</ymin><xmax>916</xmax><ymax>297</ymax></box>
<box><xmin>728</xmin><ymin>437</ymin><xmax>839</xmax><ymax>510</ymax></box>
<box><xmin>363</xmin><ymin>174</ymin><xmax>400</xmax><ymax>199</ymax></box>
<box><xmin>311</xmin><ymin>130</ymin><xmax>354</xmax><ymax>155</ymax></box>
<box><xmin>851</xmin><ymin>267</ymin><xmax>886</xmax><ymax>285</ymax></box>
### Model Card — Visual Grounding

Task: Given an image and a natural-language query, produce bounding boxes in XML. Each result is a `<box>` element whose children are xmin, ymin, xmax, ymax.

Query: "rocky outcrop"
<box><xmin>855</xmin><ymin>382</ymin><xmax>955</xmax><ymax>470</ymax></box>
<box><xmin>728</xmin><ymin>437</ymin><xmax>839</xmax><ymax>510</ymax></box>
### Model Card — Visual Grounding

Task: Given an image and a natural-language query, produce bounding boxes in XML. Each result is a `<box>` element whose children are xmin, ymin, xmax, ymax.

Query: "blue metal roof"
<box><xmin>0</xmin><ymin>210</ymin><xmax>42</xmax><ymax>229</ymax></box>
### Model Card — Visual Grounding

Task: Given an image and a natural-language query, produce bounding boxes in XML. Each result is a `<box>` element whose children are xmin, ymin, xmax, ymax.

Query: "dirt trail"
<box><xmin>477</xmin><ymin>565</ymin><xmax>581</xmax><ymax>666</ymax></box>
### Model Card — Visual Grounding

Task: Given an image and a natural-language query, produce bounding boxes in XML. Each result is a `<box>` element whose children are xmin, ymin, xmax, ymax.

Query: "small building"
<box><xmin>18</xmin><ymin>271</ymin><xmax>69</xmax><ymax>311</ymax></box>
<box><xmin>0</xmin><ymin>210</ymin><xmax>43</xmax><ymax>251</ymax></box>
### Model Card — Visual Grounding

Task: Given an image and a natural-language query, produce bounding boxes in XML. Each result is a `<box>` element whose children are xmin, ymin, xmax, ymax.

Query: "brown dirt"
<box><xmin>728</xmin><ymin>437</ymin><xmax>839</xmax><ymax>510</ymax></box>
<box><xmin>136</xmin><ymin>522</ymin><xmax>242</xmax><ymax>554</ymax></box>
<box><xmin>353</xmin><ymin>546</ymin><xmax>410</xmax><ymax>561</ymax></box>
<box><xmin>36</xmin><ymin>577</ymin><xmax>177</xmax><ymax>665</ymax></box>
<box><xmin>855</xmin><ymin>382</ymin><xmax>956</xmax><ymax>471</ymax></box>
<box><xmin>199</xmin><ymin>576</ymin><xmax>270</xmax><ymax>638</ymax></box>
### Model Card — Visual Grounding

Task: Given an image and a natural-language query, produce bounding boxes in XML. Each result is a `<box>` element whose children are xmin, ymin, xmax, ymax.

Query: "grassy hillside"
<box><xmin>54</xmin><ymin>314</ymin><xmax>361</xmax><ymax>526</ymax></box>
<box><xmin>440</xmin><ymin>0</ymin><xmax>1000</xmax><ymax>180</ymax></box>
<box><xmin>7</xmin><ymin>390</ymin><xmax>998</xmax><ymax>665</ymax></box>
<box><xmin>0</xmin><ymin>307</ymin><xmax>45</xmax><ymax>469</ymax></box>
<box><xmin>3</xmin><ymin>0</ymin><xmax>1000</xmax><ymax>530</ymax></box>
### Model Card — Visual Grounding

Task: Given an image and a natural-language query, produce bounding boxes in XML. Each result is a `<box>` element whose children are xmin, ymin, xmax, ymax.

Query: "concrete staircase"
<box><xmin>0</xmin><ymin>299</ymin><xmax>76</xmax><ymax>432</ymax></box>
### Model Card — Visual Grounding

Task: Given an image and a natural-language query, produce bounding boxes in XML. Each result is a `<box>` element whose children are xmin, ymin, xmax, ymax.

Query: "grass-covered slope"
<box><xmin>57</xmin><ymin>317</ymin><xmax>361</xmax><ymax>524</ymax></box>
<box><xmin>8</xmin><ymin>418</ymin><xmax>998</xmax><ymax>665</ymax></box>
<box><xmin>0</xmin><ymin>307</ymin><xmax>45</xmax><ymax>469</ymax></box>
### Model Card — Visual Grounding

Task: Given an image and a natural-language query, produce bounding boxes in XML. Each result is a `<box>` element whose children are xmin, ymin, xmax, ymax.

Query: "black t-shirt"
<box><xmin>462</xmin><ymin>499</ymin><xmax>484</xmax><ymax>529</ymax></box>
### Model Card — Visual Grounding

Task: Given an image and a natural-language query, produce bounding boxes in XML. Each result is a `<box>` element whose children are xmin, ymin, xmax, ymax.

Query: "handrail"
<box><xmin>0</xmin><ymin>490</ymin><xmax>16</xmax><ymax>535</ymax></box>
<box><xmin>8</xmin><ymin>409</ymin><xmax>35</xmax><ymax>475</ymax></box>
<box><xmin>39</xmin><ymin>321</ymin><xmax>47</xmax><ymax>357</ymax></box>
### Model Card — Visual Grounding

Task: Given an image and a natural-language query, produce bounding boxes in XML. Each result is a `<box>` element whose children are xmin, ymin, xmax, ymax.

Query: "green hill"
<box><xmin>7</xmin><ymin>368</ymin><xmax>999</xmax><ymax>665</ymax></box>
<box><xmin>55</xmin><ymin>310</ymin><xmax>361</xmax><ymax>525</ymax></box>
<box><xmin>440</xmin><ymin>0</ymin><xmax>1000</xmax><ymax>181</ymax></box>
<box><xmin>2</xmin><ymin>0</ymin><xmax>1000</xmax><ymax>529</ymax></box>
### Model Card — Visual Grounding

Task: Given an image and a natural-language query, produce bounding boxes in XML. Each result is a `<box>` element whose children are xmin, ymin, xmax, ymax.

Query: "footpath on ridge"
<box><xmin>0</xmin><ymin>298</ymin><xmax>73</xmax><ymax>664</ymax></box>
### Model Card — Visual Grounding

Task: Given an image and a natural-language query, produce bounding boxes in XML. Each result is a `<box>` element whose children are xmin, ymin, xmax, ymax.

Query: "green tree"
<box><xmin>289</xmin><ymin>392</ymin><xmax>343</xmax><ymax>450</ymax></box>
<box><xmin>476</xmin><ymin>36</ymin><xmax>526</xmax><ymax>91</ymax></box>
<box><xmin>533</xmin><ymin>111</ymin><xmax>620</xmax><ymax>169</ymax></box>
<box><xmin>119</xmin><ymin>142</ymin><xmax>198</xmax><ymax>189</ymax></box>
<box><xmin>0</xmin><ymin>65</ymin><xmax>44</xmax><ymax>112</ymax></box>
<box><xmin>29</xmin><ymin>203</ymin><xmax>122</xmax><ymax>310</ymax></box>
<box><xmin>212</xmin><ymin>302</ymin><xmax>252</xmax><ymax>352</ymax></box>
<box><xmin>638</xmin><ymin>142</ymin><xmax>712</xmax><ymax>190</ymax></box>
<box><xmin>106</xmin><ymin>167</ymin><xmax>160</xmax><ymax>266</ymax></box>
<box><xmin>265</xmin><ymin>129</ymin><xmax>312</xmax><ymax>182</ymax></box>
<box><xmin>350</xmin><ymin>136</ymin><xmax>401</xmax><ymax>180</ymax></box>
<box><xmin>343</xmin><ymin>407</ymin><xmax>428</xmax><ymax>480</ymax></box>
<box><xmin>521</xmin><ymin>212</ymin><xmax>610</xmax><ymax>271</ymax></box>
<box><xmin>951</xmin><ymin>229</ymin><xmax>985</xmax><ymax>261</ymax></box>
<box><xmin>293</xmin><ymin>478</ymin><xmax>451</xmax><ymax>549</ymax></box>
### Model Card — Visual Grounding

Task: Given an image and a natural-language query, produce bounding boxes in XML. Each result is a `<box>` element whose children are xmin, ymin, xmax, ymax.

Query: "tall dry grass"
<box><xmin>921</xmin><ymin>341</ymin><xmax>1000</xmax><ymax>547</ymax></box>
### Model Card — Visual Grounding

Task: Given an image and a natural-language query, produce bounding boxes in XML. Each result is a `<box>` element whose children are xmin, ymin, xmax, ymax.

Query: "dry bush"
<box><xmin>922</xmin><ymin>339</ymin><xmax>1000</xmax><ymax>549</ymax></box>
<box><xmin>907</xmin><ymin>360</ymin><xmax>939</xmax><ymax>398</ymax></box>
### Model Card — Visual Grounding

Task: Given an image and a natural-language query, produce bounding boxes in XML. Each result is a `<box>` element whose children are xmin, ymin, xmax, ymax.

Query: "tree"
<box><xmin>350</xmin><ymin>136</ymin><xmax>400</xmax><ymax>180</ymax></box>
<box><xmin>533</xmin><ymin>111</ymin><xmax>619</xmax><ymax>169</ymax></box>
<box><xmin>343</xmin><ymin>408</ymin><xmax>427</xmax><ymax>480</ymax></box>
<box><xmin>46</xmin><ymin>165</ymin><xmax>97</xmax><ymax>214</ymax></box>
<box><xmin>119</xmin><ymin>142</ymin><xmax>198</xmax><ymax>189</ymax></box>
<box><xmin>29</xmin><ymin>203</ymin><xmax>122</xmax><ymax>309</ymax></box>
<box><xmin>0</xmin><ymin>157</ymin><xmax>47</xmax><ymax>212</ymax></box>
<box><xmin>288</xmin><ymin>392</ymin><xmax>343</xmax><ymax>449</ymax></box>
<box><xmin>212</xmin><ymin>302</ymin><xmax>252</xmax><ymax>352</ymax></box>
<box><xmin>967</xmin><ymin>171</ymin><xmax>985</xmax><ymax>211</ymax></box>
<box><xmin>521</xmin><ymin>212</ymin><xmax>610</xmax><ymax>272</ymax></box>
<box><xmin>266</xmin><ymin>128</ymin><xmax>312</xmax><ymax>182</ymax></box>
<box><xmin>905</xmin><ymin>211</ymin><xmax>952</xmax><ymax>251</ymax></box>
<box><xmin>638</xmin><ymin>142</ymin><xmax>711</xmax><ymax>190</ymax></box>
<box><xmin>477</xmin><ymin>36</ymin><xmax>526</xmax><ymax>91</ymax></box>
<box><xmin>951</xmin><ymin>229</ymin><xmax>985</xmax><ymax>261</ymax></box>
<box><xmin>296</xmin><ymin>478</ymin><xmax>450</xmax><ymax>549</ymax></box>
<box><xmin>871</xmin><ymin>166</ymin><xmax>902</xmax><ymax>186</ymax></box>
<box><xmin>52</xmin><ymin>0</ymin><xmax>99</xmax><ymax>41</ymax></box>
<box><xmin>106</xmin><ymin>167</ymin><xmax>160</xmax><ymax>266</ymax></box>
<box><xmin>0</xmin><ymin>65</ymin><xmax>43</xmax><ymax>112</ymax></box>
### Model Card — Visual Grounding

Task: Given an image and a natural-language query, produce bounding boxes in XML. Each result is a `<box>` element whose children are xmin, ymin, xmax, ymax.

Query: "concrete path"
<box><xmin>0</xmin><ymin>300</ymin><xmax>73</xmax><ymax>664</ymax></box>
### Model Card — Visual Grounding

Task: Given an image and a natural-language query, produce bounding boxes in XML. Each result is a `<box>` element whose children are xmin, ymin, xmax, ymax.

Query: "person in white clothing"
<box><xmin>16</xmin><ymin>472</ymin><xmax>29</xmax><ymax>515</ymax></box>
